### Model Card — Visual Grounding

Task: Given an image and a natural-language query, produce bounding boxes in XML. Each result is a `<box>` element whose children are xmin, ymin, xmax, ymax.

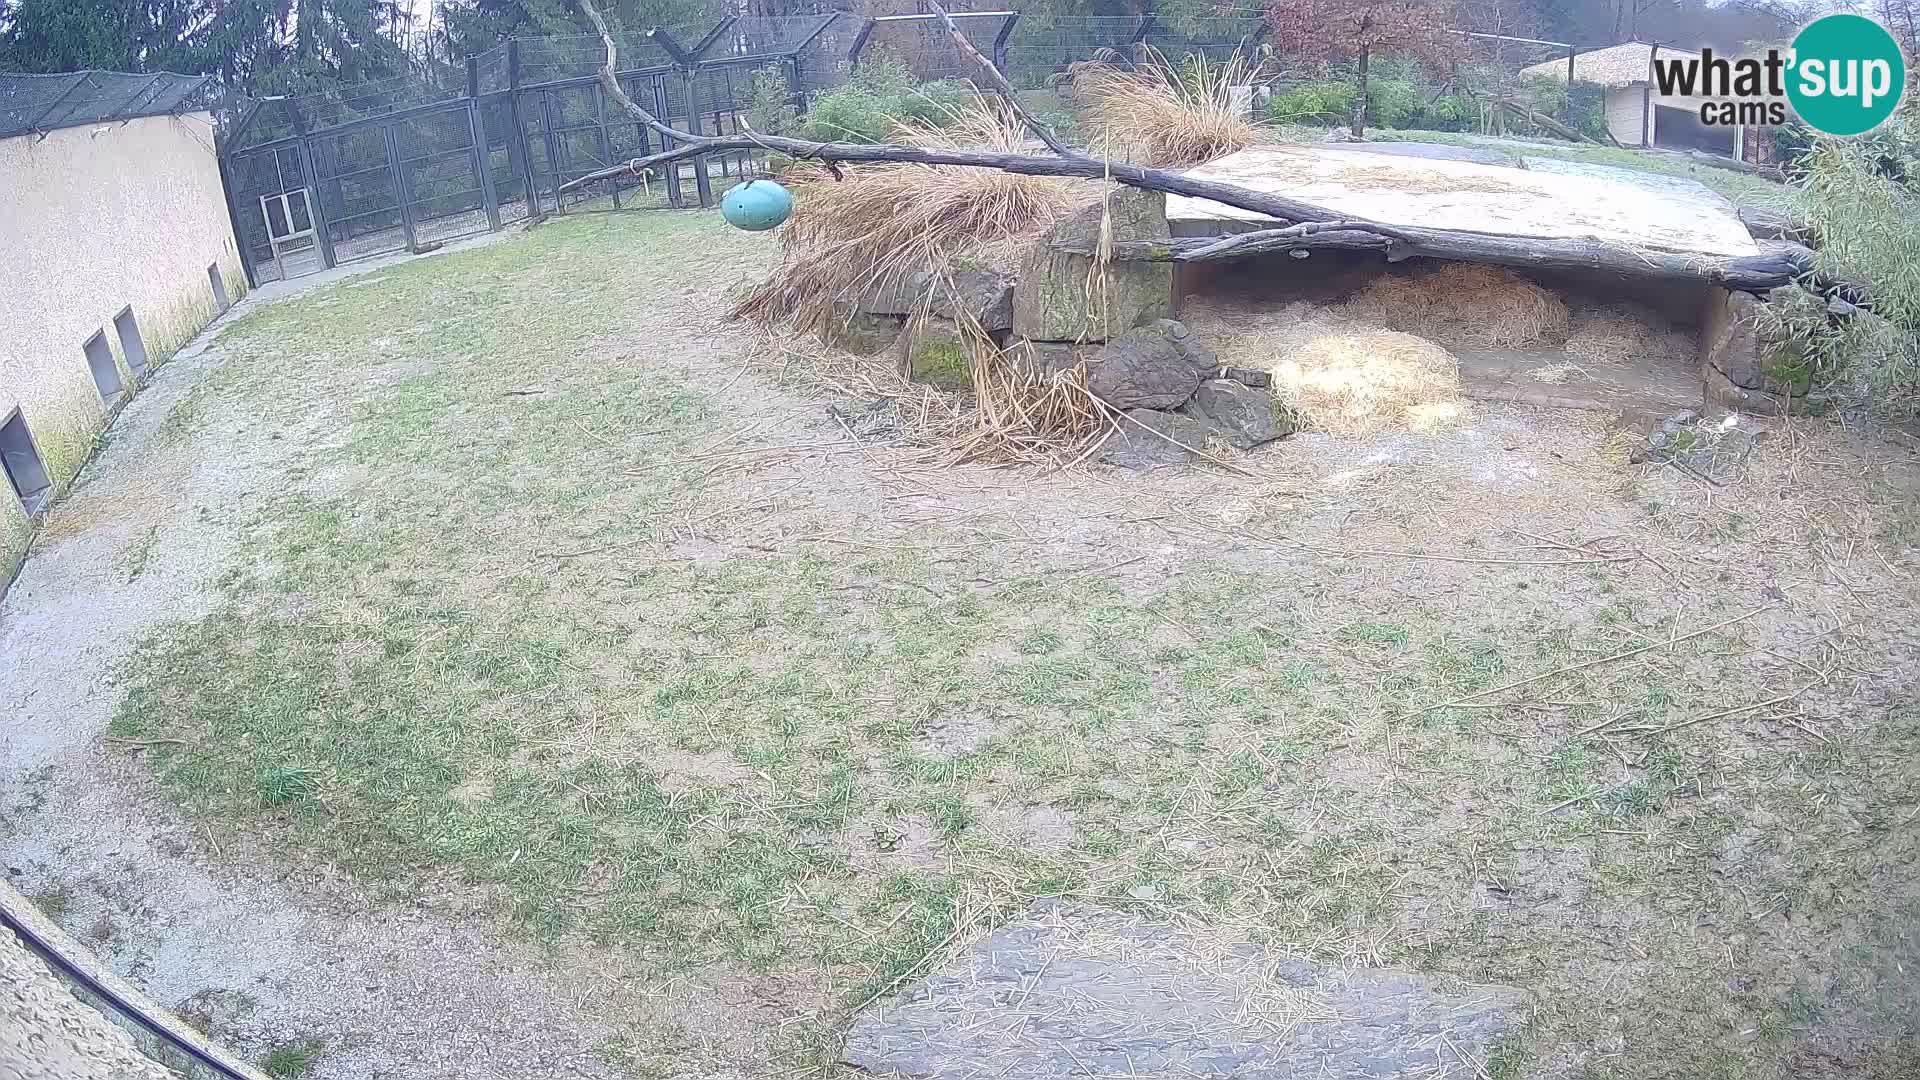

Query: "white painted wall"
<box><xmin>0</xmin><ymin>111</ymin><xmax>245</xmax><ymax>576</ymax></box>
<box><xmin>1605</xmin><ymin>85</ymin><xmax>1649</xmax><ymax>146</ymax></box>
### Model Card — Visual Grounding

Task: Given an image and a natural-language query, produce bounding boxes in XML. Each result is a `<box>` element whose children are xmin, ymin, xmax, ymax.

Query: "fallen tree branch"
<box><xmin>1494</xmin><ymin>96</ymin><xmax>1602</xmax><ymax>145</ymax></box>
<box><xmin>1063</xmin><ymin>226</ymin><xmax>1806</xmax><ymax>290</ymax></box>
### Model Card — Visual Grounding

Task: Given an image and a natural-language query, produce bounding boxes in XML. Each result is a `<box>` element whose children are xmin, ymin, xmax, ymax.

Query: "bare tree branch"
<box><xmin>924</xmin><ymin>0</ymin><xmax>1077</xmax><ymax>157</ymax></box>
<box><xmin>579</xmin><ymin>0</ymin><xmax>687</xmax><ymax>146</ymax></box>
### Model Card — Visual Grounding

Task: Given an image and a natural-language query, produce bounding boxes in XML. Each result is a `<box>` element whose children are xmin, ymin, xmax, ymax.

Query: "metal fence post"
<box><xmin>684</xmin><ymin>69</ymin><xmax>713</xmax><ymax>207</ymax></box>
<box><xmin>656</xmin><ymin>78</ymin><xmax>684</xmax><ymax>207</ymax></box>
<box><xmin>507</xmin><ymin>40</ymin><xmax>543</xmax><ymax>221</ymax></box>
<box><xmin>1564</xmin><ymin>45</ymin><xmax>1577</xmax><ymax>126</ymax></box>
<box><xmin>848</xmin><ymin>18</ymin><xmax>878</xmax><ymax>69</ymax></box>
<box><xmin>593</xmin><ymin>82</ymin><xmax>620</xmax><ymax>210</ymax></box>
<box><xmin>295</xmin><ymin>136</ymin><xmax>338</xmax><ymax>268</ymax></box>
<box><xmin>216</xmin><ymin>151</ymin><xmax>260</xmax><ymax>289</ymax></box>
<box><xmin>992</xmin><ymin>13</ymin><xmax>1019</xmax><ymax>75</ymax></box>
<box><xmin>382</xmin><ymin>123</ymin><xmax>421</xmax><ymax>251</ymax></box>
<box><xmin>538</xmin><ymin>89</ymin><xmax>566</xmax><ymax>213</ymax></box>
<box><xmin>466</xmin><ymin>59</ymin><xmax>503</xmax><ymax>232</ymax></box>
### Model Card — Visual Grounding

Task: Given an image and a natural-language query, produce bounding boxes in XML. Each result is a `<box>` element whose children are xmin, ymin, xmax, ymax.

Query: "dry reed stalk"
<box><xmin>1069</xmin><ymin>47</ymin><xmax>1268</xmax><ymax>167</ymax></box>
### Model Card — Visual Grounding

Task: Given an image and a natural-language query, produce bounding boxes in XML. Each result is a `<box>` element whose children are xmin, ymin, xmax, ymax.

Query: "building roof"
<box><xmin>1519</xmin><ymin>41</ymin><xmax>1684</xmax><ymax>88</ymax></box>
<box><xmin>0</xmin><ymin>70</ymin><xmax>217</xmax><ymax>141</ymax></box>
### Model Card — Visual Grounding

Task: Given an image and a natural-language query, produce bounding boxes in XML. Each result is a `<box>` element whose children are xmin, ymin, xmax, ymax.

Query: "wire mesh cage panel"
<box><xmin>515</xmin><ymin>30</ymin><xmax>683</xmax><ymax>88</ymax></box>
<box><xmin>226</xmin><ymin>144</ymin><xmax>320</xmax><ymax>283</ymax></box>
<box><xmin>794</xmin><ymin>16</ymin><xmax>864</xmax><ymax>97</ymax></box>
<box><xmin>1140</xmin><ymin>12</ymin><xmax>1269</xmax><ymax>64</ymax></box>
<box><xmin>475</xmin><ymin>95</ymin><xmax>534</xmax><ymax>224</ymax></box>
<box><xmin>859</xmin><ymin>13</ymin><xmax>1015</xmax><ymax>83</ymax></box>
<box><xmin>698</xmin><ymin>14</ymin><xmax>841</xmax><ymax>64</ymax></box>
<box><xmin>0</xmin><ymin>70</ymin><xmax>216</xmax><ymax>139</ymax></box>
<box><xmin>393</xmin><ymin>105</ymin><xmax>491</xmax><ymax>248</ymax></box>
<box><xmin>1002</xmin><ymin>15</ymin><xmax>1140</xmax><ymax>83</ymax></box>
<box><xmin>312</xmin><ymin>127</ymin><xmax>403</xmax><ymax>264</ymax></box>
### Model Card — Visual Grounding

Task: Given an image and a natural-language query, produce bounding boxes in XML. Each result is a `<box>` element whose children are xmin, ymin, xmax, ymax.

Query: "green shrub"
<box><xmin>1754</xmin><ymin>104</ymin><xmax>1920</xmax><ymax>410</ymax></box>
<box><xmin>799</xmin><ymin>52</ymin><xmax>972</xmax><ymax>143</ymax></box>
<box><xmin>1366</xmin><ymin>77</ymin><xmax>1425</xmax><ymax>129</ymax></box>
<box><xmin>746</xmin><ymin>65</ymin><xmax>797</xmax><ymax>135</ymax></box>
<box><xmin>1268</xmin><ymin>79</ymin><xmax>1354</xmax><ymax>123</ymax></box>
<box><xmin>1422</xmin><ymin>92</ymin><xmax>1471</xmax><ymax>131</ymax></box>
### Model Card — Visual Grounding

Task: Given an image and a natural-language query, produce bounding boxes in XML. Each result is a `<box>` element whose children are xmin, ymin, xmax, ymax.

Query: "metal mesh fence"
<box><xmin>699</xmin><ymin>14</ymin><xmax>842</xmax><ymax>64</ymax></box>
<box><xmin>218</xmin><ymin>5</ymin><xmax>1518</xmax><ymax>289</ymax></box>
<box><xmin>1001</xmin><ymin>15</ymin><xmax>1139</xmax><ymax>83</ymax></box>
<box><xmin>861</xmin><ymin>13</ymin><xmax>1016</xmax><ymax>83</ymax></box>
<box><xmin>0</xmin><ymin>70</ymin><xmax>216</xmax><ymax>139</ymax></box>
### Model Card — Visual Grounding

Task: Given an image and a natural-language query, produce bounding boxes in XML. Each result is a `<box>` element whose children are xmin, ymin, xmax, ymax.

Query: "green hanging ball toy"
<box><xmin>720</xmin><ymin>179</ymin><xmax>793</xmax><ymax>232</ymax></box>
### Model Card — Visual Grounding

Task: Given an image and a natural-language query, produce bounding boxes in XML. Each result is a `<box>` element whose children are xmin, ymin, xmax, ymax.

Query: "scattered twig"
<box><xmin>1399</xmin><ymin>604</ymin><xmax>1778</xmax><ymax>721</ymax></box>
<box><xmin>1649</xmin><ymin>679</ymin><xmax>1825</xmax><ymax>735</ymax></box>
<box><xmin>1543</xmin><ymin>779</ymin><xmax>1635</xmax><ymax>816</ymax></box>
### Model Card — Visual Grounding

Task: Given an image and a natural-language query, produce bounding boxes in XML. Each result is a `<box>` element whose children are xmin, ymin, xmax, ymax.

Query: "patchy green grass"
<box><xmin>104</xmin><ymin>209</ymin><xmax>1920</xmax><ymax>1076</ymax></box>
<box><xmin>260</xmin><ymin>1038</ymin><xmax>326</xmax><ymax>1079</ymax></box>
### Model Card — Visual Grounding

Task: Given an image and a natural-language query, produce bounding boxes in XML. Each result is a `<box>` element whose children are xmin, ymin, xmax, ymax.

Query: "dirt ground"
<box><xmin>3</xmin><ymin>209</ymin><xmax>1919</xmax><ymax>1080</ymax></box>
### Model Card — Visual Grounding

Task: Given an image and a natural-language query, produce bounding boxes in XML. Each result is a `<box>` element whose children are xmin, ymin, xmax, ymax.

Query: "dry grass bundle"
<box><xmin>1183</xmin><ymin>299</ymin><xmax>1468</xmax><ymax>437</ymax></box>
<box><xmin>752</xmin><ymin>325</ymin><xmax>1111</xmax><ymax>469</ymax></box>
<box><xmin>1340</xmin><ymin>264</ymin><xmax>1570</xmax><ymax>350</ymax></box>
<box><xmin>1564</xmin><ymin>300</ymin><xmax>1697</xmax><ymax>367</ymax></box>
<box><xmin>1070</xmin><ymin>48</ymin><xmax>1267</xmax><ymax>168</ymax></box>
<box><xmin>731</xmin><ymin>94</ymin><xmax>1086</xmax><ymax>334</ymax></box>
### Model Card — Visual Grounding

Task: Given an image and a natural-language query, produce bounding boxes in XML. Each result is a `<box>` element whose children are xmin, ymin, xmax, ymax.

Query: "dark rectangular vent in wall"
<box><xmin>0</xmin><ymin>409</ymin><xmax>52</xmax><ymax>514</ymax></box>
<box><xmin>83</xmin><ymin>330</ymin><xmax>123</xmax><ymax>404</ymax></box>
<box><xmin>113</xmin><ymin>306</ymin><xmax>149</xmax><ymax>377</ymax></box>
<box><xmin>208</xmin><ymin>264</ymin><xmax>230</xmax><ymax>313</ymax></box>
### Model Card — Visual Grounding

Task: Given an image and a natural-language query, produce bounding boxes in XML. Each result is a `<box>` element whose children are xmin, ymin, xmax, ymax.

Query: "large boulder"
<box><xmin>827</xmin><ymin>311</ymin><xmax>907</xmax><ymax>356</ymax></box>
<box><xmin>1014</xmin><ymin>189</ymin><xmax>1175</xmax><ymax>341</ymax></box>
<box><xmin>856</xmin><ymin>269</ymin><xmax>1014</xmax><ymax>333</ymax></box>
<box><xmin>1011</xmin><ymin>339</ymin><xmax>1093</xmax><ymax>380</ymax></box>
<box><xmin>1098</xmin><ymin>408</ymin><xmax>1219</xmax><ymax>469</ymax></box>
<box><xmin>1085</xmin><ymin>322</ymin><xmax>1205</xmax><ymax>410</ymax></box>
<box><xmin>1178</xmin><ymin>379</ymin><xmax>1296</xmax><ymax>448</ymax></box>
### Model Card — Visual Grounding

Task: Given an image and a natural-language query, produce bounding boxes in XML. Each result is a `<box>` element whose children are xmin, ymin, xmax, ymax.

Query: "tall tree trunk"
<box><xmin>1352</xmin><ymin>48</ymin><xmax>1370</xmax><ymax>139</ymax></box>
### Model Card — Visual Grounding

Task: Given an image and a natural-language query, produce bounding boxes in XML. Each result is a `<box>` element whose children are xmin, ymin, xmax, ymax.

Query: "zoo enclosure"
<box><xmin>216</xmin><ymin>8</ymin><xmax>1281</xmax><ymax>286</ymax></box>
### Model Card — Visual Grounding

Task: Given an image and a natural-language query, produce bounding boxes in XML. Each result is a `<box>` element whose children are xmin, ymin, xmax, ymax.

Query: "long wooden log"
<box><xmin>1493</xmin><ymin>96</ymin><xmax>1602</xmax><ymax>146</ymax></box>
<box><xmin>1058</xmin><ymin>227</ymin><xmax>1804</xmax><ymax>291</ymax></box>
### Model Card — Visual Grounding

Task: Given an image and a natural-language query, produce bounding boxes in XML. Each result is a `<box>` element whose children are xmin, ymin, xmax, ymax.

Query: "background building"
<box><xmin>0</xmin><ymin>71</ymin><xmax>244</xmax><ymax>582</ymax></box>
<box><xmin>1520</xmin><ymin>41</ymin><xmax>1778</xmax><ymax>158</ymax></box>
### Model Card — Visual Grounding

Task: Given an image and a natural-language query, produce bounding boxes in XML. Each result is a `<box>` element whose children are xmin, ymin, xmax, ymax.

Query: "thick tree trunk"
<box><xmin>1352</xmin><ymin>48</ymin><xmax>1370</xmax><ymax>140</ymax></box>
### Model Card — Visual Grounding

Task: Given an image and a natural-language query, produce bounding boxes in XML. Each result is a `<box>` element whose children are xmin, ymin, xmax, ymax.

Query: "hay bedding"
<box><xmin>1183</xmin><ymin>298</ymin><xmax>1468</xmax><ymax>437</ymax></box>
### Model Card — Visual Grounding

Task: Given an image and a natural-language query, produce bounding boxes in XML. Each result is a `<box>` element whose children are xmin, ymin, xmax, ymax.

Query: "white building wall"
<box><xmin>1605</xmin><ymin>85</ymin><xmax>1649</xmax><ymax>146</ymax></box>
<box><xmin>0</xmin><ymin>111</ymin><xmax>245</xmax><ymax>578</ymax></box>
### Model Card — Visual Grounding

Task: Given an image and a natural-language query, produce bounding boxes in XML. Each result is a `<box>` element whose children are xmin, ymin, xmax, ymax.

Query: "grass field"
<box><xmin>105</xmin><ymin>209</ymin><xmax>1920</xmax><ymax>1077</ymax></box>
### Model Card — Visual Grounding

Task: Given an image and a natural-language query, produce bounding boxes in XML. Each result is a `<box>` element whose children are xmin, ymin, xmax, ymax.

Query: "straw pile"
<box><xmin>1184</xmin><ymin>299</ymin><xmax>1468</xmax><ymax>437</ymax></box>
<box><xmin>1339</xmin><ymin>264</ymin><xmax>1570</xmax><ymax>350</ymax></box>
<box><xmin>1564</xmin><ymin>300</ymin><xmax>1696</xmax><ymax>367</ymax></box>
<box><xmin>1070</xmin><ymin>48</ymin><xmax>1267</xmax><ymax>168</ymax></box>
<box><xmin>730</xmin><ymin>94</ymin><xmax>1089</xmax><ymax>334</ymax></box>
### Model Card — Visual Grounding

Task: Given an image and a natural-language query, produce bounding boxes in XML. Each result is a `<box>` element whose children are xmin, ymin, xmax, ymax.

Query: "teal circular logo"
<box><xmin>1787</xmin><ymin>14</ymin><xmax>1907</xmax><ymax>136</ymax></box>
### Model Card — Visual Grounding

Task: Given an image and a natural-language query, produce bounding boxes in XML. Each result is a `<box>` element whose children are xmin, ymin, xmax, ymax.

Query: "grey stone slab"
<box><xmin>1340</xmin><ymin>141</ymin><xmax>1519</xmax><ymax>167</ymax></box>
<box><xmin>844</xmin><ymin>901</ymin><xmax>1528</xmax><ymax>1079</ymax></box>
<box><xmin>1520</xmin><ymin>156</ymin><xmax>1732</xmax><ymax>206</ymax></box>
